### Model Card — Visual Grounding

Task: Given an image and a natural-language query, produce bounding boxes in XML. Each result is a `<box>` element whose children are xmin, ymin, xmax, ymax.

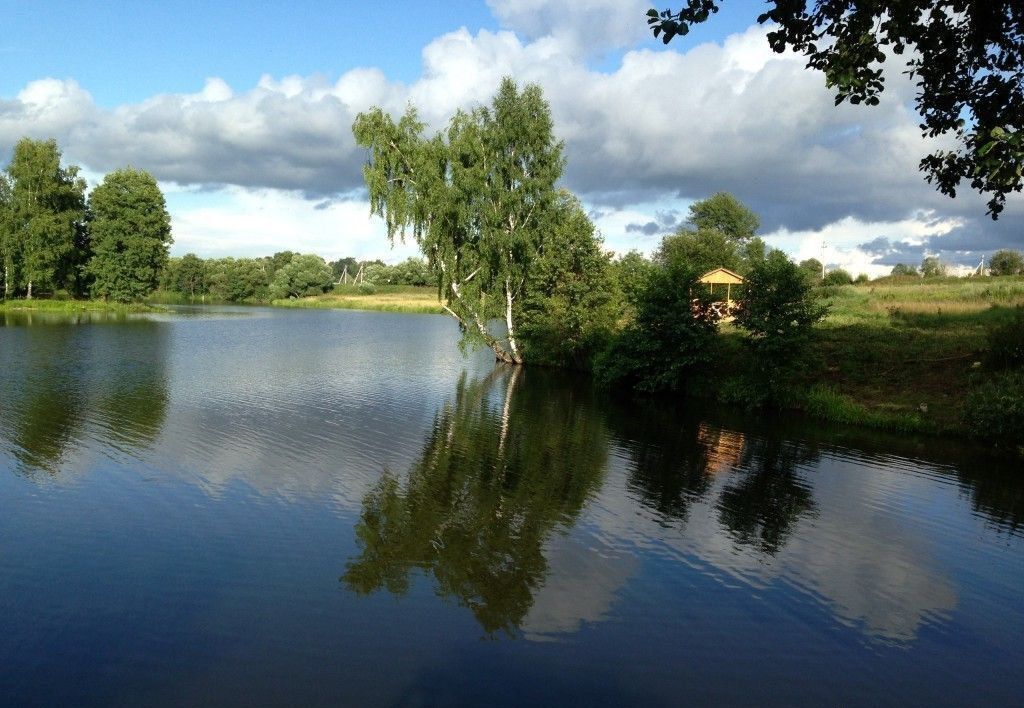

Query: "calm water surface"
<box><xmin>1</xmin><ymin>306</ymin><xmax>1022</xmax><ymax>706</ymax></box>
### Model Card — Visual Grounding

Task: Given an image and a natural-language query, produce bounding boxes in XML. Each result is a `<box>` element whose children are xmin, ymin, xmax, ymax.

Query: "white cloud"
<box><xmin>1</xmin><ymin>10</ymin><xmax>1020</xmax><ymax>260</ymax></box>
<box><xmin>165</xmin><ymin>185</ymin><xmax>420</xmax><ymax>262</ymax></box>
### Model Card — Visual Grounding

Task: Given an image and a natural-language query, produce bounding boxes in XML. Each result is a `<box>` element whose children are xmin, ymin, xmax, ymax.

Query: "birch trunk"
<box><xmin>504</xmin><ymin>278</ymin><xmax>523</xmax><ymax>364</ymax></box>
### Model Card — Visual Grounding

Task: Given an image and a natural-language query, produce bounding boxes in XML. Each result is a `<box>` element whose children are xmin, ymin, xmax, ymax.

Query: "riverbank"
<box><xmin>270</xmin><ymin>285</ymin><xmax>444</xmax><ymax>314</ymax></box>
<box><xmin>0</xmin><ymin>298</ymin><xmax>158</xmax><ymax>313</ymax></box>
<box><xmin>711</xmin><ymin>276</ymin><xmax>1024</xmax><ymax>441</ymax></box>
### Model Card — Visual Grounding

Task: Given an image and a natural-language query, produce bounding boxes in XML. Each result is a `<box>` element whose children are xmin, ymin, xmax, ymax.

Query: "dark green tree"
<box><xmin>612</xmin><ymin>250</ymin><xmax>657</xmax><ymax>315</ymax></box>
<box><xmin>990</xmin><ymin>249</ymin><xmax>1024</xmax><ymax>276</ymax></box>
<box><xmin>595</xmin><ymin>261</ymin><xmax>718</xmax><ymax>393</ymax></box>
<box><xmin>920</xmin><ymin>256</ymin><xmax>948</xmax><ymax>278</ymax></box>
<box><xmin>734</xmin><ymin>250</ymin><xmax>829</xmax><ymax>405</ymax></box>
<box><xmin>354</xmin><ymin>77</ymin><xmax>564</xmax><ymax>364</ymax></box>
<box><xmin>268</xmin><ymin>253</ymin><xmax>333</xmax><ymax>299</ymax></box>
<box><xmin>519</xmin><ymin>192</ymin><xmax>619</xmax><ymax>368</ymax></box>
<box><xmin>798</xmin><ymin>258</ymin><xmax>824</xmax><ymax>285</ymax></box>
<box><xmin>891</xmin><ymin>263</ymin><xmax>919</xmax><ymax>277</ymax></box>
<box><xmin>3</xmin><ymin>138</ymin><xmax>87</xmax><ymax>298</ymax></box>
<box><xmin>207</xmin><ymin>258</ymin><xmax>270</xmax><ymax>301</ymax></box>
<box><xmin>658</xmin><ymin>228</ymin><xmax>740</xmax><ymax>275</ymax></box>
<box><xmin>267</xmin><ymin>250</ymin><xmax>296</xmax><ymax>277</ymax></box>
<box><xmin>175</xmin><ymin>253</ymin><xmax>209</xmax><ymax>297</ymax></box>
<box><xmin>822</xmin><ymin>268</ymin><xmax>853</xmax><ymax>286</ymax></box>
<box><xmin>648</xmin><ymin>1</ymin><xmax>1024</xmax><ymax>217</ymax></box>
<box><xmin>330</xmin><ymin>256</ymin><xmax>359</xmax><ymax>282</ymax></box>
<box><xmin>86</xmin><ymin>168</ymin><xmax>172</xmax><ymax>302</ymax></box>
<box><xmin>686</xmin><ymin>191</ymin><xmax>759</xmax><ymax>240</ymax></box>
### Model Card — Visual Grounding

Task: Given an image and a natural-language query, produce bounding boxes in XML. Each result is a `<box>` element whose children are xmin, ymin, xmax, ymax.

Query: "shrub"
<box><xmin>822</xmin><ymin>268</ymin><xmax>853</xmax><ymax>286</ymax></box>
<box><xmin>963</xmin><ymin>371</ymin><xmax>1024</xmax><ymax>448</ymax></box>
<box><xmin>595</xmin><ymin>262</ymin><xmax>718</xmax><ymax>393</ymax></box>
<box><xmin>734</xmin><ymin>251</ymin><xmax>829</xmax><ymax>405</ymax></box>
<box><xmin>357</xmin><ymin>282</ymin><xmax>377</xmax><ymax>295</ymax></box>
<box><xmin>986</xmin><ymin>308</ymin><xmax>1024</xmax><ymax>369</ymax></box>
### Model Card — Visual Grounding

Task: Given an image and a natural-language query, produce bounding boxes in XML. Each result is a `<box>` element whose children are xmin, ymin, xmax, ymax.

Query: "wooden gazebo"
<box><xmin>699</xmin><ymin>267</ymin><xmax>744</xmax><ymax>305</ymax></box>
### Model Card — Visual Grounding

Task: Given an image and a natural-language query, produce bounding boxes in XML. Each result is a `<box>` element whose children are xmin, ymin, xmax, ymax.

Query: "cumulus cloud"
<box><xmin>1</xmin><ymin>6</ymin><xmax>1021</xmax><ymax>261</ymax></box>
<box><xmin>487</xmin><ymin>0</ymin><xmax>650</xmax><ymax>56</ymax></box>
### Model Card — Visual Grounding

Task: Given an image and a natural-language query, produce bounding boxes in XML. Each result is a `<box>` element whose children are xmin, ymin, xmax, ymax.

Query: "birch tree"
<box><xmin>353</xmin><ymin>78</ymin><xmax>564</xmax><ymax>364</ymax></box>
<box><xmin>0</xmin><ymin>174</ymin><xmax>13</xmax><ymax>298</ymax></box>
<box><xmin>4</xmin><ymin>138</ymin><xmax>86</xmax><ymax>298</ymax></box>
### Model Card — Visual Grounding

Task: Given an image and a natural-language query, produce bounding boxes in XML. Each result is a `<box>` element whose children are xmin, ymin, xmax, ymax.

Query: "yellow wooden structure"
<box><xmin>699</xmin><ymin>267</ymin><xmax>744</xmax><ymax>309</ymax></box>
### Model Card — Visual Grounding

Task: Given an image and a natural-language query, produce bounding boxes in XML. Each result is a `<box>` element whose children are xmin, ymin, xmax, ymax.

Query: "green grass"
<box><xmin>793</xmin><ymin>276</ymin><xmax>1024</xmax><ymax>433</ymax></box>
<box><xmin>271</xmin><ymin>285</ymin><xmax>444</xmax><ymax>314</ymax></box>
<box><xmin>0</xmin><ymin>298</ymin><xmax>157</xmax><ymax>313</ymax></box>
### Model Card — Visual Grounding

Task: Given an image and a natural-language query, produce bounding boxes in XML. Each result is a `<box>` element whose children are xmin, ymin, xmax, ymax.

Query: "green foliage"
<box><xmin>648</xmin><ymin>1</ymin><xmax>1024</xmax><ymax>218</ymax></box>
<box><xmin>207</xmin><ymin>258</ymin><xmax>270</xmax><ymax>301</ymax></box>
<box><xmin>612</xmin><ymin>250</ymin><xmax>656</xmax><ymax>314</ymax></box>
<box><xmin>519</xmin><ymin>192</ymin><xmax>619</xmax><ymax>368</ymax></box>
<box><xmin>353</xmin><ymin>77</ymin><xmax>564</xmax><ymax>364</ymax></box>
<box><xmin>986</xmin><ymin>308</ymin><xmax>1024</xmax><ymax>369</ymax></box>
<box><xmin>267</xmin><ymin>251</ymin><xmax>296</xmax><ymax>277</ymax></box>
<box><xmin>798</xmin><ymin>258</ymin><xmax>823</xmax><ymax>285</ymax></box>
<box><xmin>686</xmin><ymin>191</ymin><xmax>759</xmax><ymax>240</ymax></box>
<box><xmin>595</xmin><ymin>261</ymin><xmax>718</xmax><ymax>393</ymax></box>
<box><xmin>963</xmin><ymin>372</ymin><xmax>1024</xmax><ymax>448</ymax></box>
<box><xmin>658</xmin><ymin>228</ymin><xmax>740</xmax><ymax>275</ymax></box>
<box><xmin>990</xmin><ymin>249</ymin><xmax>1024</xmax><ymax>276</ymax></box>
<box><xmin>86</xmin><ymin>168</ymin><xmax>171</xmax><ymax>302</ymax></box>
<box><xmin>268</xmin><ymin>253</ymin><xmax>334</xmax><ymax>299</ymax></box>
<box><xmin>734</xmin><ymin>250</ymin><xmax>829</xmax><ymax>405</ymax></box>
<box><xmin>2</xmin><ymin>138</ymin><xmax>87</xmax><ymax>297</ymax></box>
<box><xmin>921</xmin><ymin>256</ymin><xmax>948</xmax><ymax>278</ymax></box>
<box><xmin>822</xmin><ymin>268</ymin><xmax>853</xmax><ymax>286</ymax></box>
<box><xmin>854</xmin><ymin>273</ymin><xmax>870</xmax><ymax>284</ymax></box>
<box><xmin>329</xmin><ymin>256</ymin><xmax>358</xmax><ymax>281</ymax></box>
<box><xmin>356</xmin><ymin>282</ymin><xmax>377</xmax><ymax>295</ymax></box>
<box><xmin>891</xmin><ymin>263</ymin><xmax>919</xmax><ymax>277</ymax></box>
<box><xmin>659</xmin><ymin>193</ymin><xmax>764</xmax><ymax>276</ymax></box>
<box><xmin>175</xmin><ymin>253</ymin><xmax>208</xmax><ymax>297</ymax></box>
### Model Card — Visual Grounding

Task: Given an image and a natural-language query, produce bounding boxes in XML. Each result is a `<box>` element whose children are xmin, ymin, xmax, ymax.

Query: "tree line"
<box><xmin>158</xmin><ymin>252</ymin><xmax>435</xmax><ymax>301</ymax></box>
<box><xmin>0</xmin><ymin>138</ymin><xmax>171</xmax><ymax>302</ymax></box>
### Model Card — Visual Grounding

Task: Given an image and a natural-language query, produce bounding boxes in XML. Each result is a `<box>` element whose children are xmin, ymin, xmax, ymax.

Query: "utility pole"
<box><xmin>821</xmin><ymin>240</ymin><xmax>827</xmax><ymax>279</ymax></box>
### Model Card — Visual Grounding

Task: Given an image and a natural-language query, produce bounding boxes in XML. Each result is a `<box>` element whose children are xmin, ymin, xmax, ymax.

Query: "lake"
<box><xmin>1</xmin><ymin>306</ymin><xmax>1022</xmax><ymax>706</ymax></box>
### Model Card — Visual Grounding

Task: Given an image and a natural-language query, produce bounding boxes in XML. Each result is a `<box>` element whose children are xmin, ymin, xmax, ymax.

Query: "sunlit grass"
<box><xmin>801</xmin><ymin>277</ymin><xmax>1024</xmax><ymax>432</ymax></box>
<box><xmin>272</xmin><ymin>286</ymin><xmax>444</xmax><ymax>314</ymax></box>
<box><xmin>0</xmin><ymin>298</ymin><xmax>157</xmax><ymax>313</ymax></box>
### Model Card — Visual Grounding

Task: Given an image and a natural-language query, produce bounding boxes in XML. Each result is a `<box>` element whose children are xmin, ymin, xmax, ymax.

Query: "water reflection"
<box><xmin>716</xmin><ymin>434</ymin><xmax>818</xmax><ymax>555</ymax></box>
<box><xmin>343</xmin><ymin>367</ymin><xmax>608</xmax><ymax>634</ymax></box>
<box><xmin>0</xmin><ymin>318</ymin><xmax>169</xmax><ymax>475</ymax></box>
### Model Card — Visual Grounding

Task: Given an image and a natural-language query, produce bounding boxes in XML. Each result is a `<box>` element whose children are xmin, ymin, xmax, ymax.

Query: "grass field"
<box><xmin>272</xmin><ymin>284</ymin><xmax>444</xmax><ymax>314</ymax></box>
<box><xmin>0</xmin><ymin>298</ymin><xmax>157</xmax><ymax>313</ymax></box>
<box><xmin>797</xmin><ymin>275</ymin><xmax>1024</xmax><ymax>433</ymax></box>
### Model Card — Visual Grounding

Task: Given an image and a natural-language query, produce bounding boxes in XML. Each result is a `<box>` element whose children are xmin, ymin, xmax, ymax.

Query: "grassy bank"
<box><xmin>0</xmin><ymin>298</ymin><xmax>157</xmax><ymax>313</ymax></box>
<box><xmin>721</xmin><ymin>275</ymin><xmax>1024</xmax><ymax>437</ymax></box>
<box><xmin>271</xmin><ymin>284</ymin><xmax>444</xmax><ymax>314</ymax></box>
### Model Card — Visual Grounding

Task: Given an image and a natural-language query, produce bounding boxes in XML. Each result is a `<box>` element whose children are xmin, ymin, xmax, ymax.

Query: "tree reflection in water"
<box><xmin>343</xmin><ymin>367</ymin><xmax>609</xmax><ymax>635</ymax></box>
<box><xmin>716</xmin><ymin>435</ymin><xmax>818</xmax><ymax>555</ymax></box>
<box><xmin>0</xmin><ymin>318</ymin><xmax>169</xmax><ymax>476</ymax></box>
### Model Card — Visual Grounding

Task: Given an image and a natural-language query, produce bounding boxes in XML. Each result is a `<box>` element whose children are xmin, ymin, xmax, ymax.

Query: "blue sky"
<box><xmin>0</xmin><ymin>0</ymin><xmax>1020</xmax><ymax>273</ymax></box>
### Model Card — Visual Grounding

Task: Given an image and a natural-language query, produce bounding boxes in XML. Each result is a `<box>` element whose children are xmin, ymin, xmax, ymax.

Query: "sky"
<box><xmin>1</xmin><ymin>0</ymin><xmax>1020</xmax><ymax>275</ymax></box>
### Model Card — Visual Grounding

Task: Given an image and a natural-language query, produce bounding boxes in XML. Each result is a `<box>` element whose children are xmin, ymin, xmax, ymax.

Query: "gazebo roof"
<box><xmin>699</xmin><ymin>267</ymin><xmax>745</xmax><ymax>285</ymax></box>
